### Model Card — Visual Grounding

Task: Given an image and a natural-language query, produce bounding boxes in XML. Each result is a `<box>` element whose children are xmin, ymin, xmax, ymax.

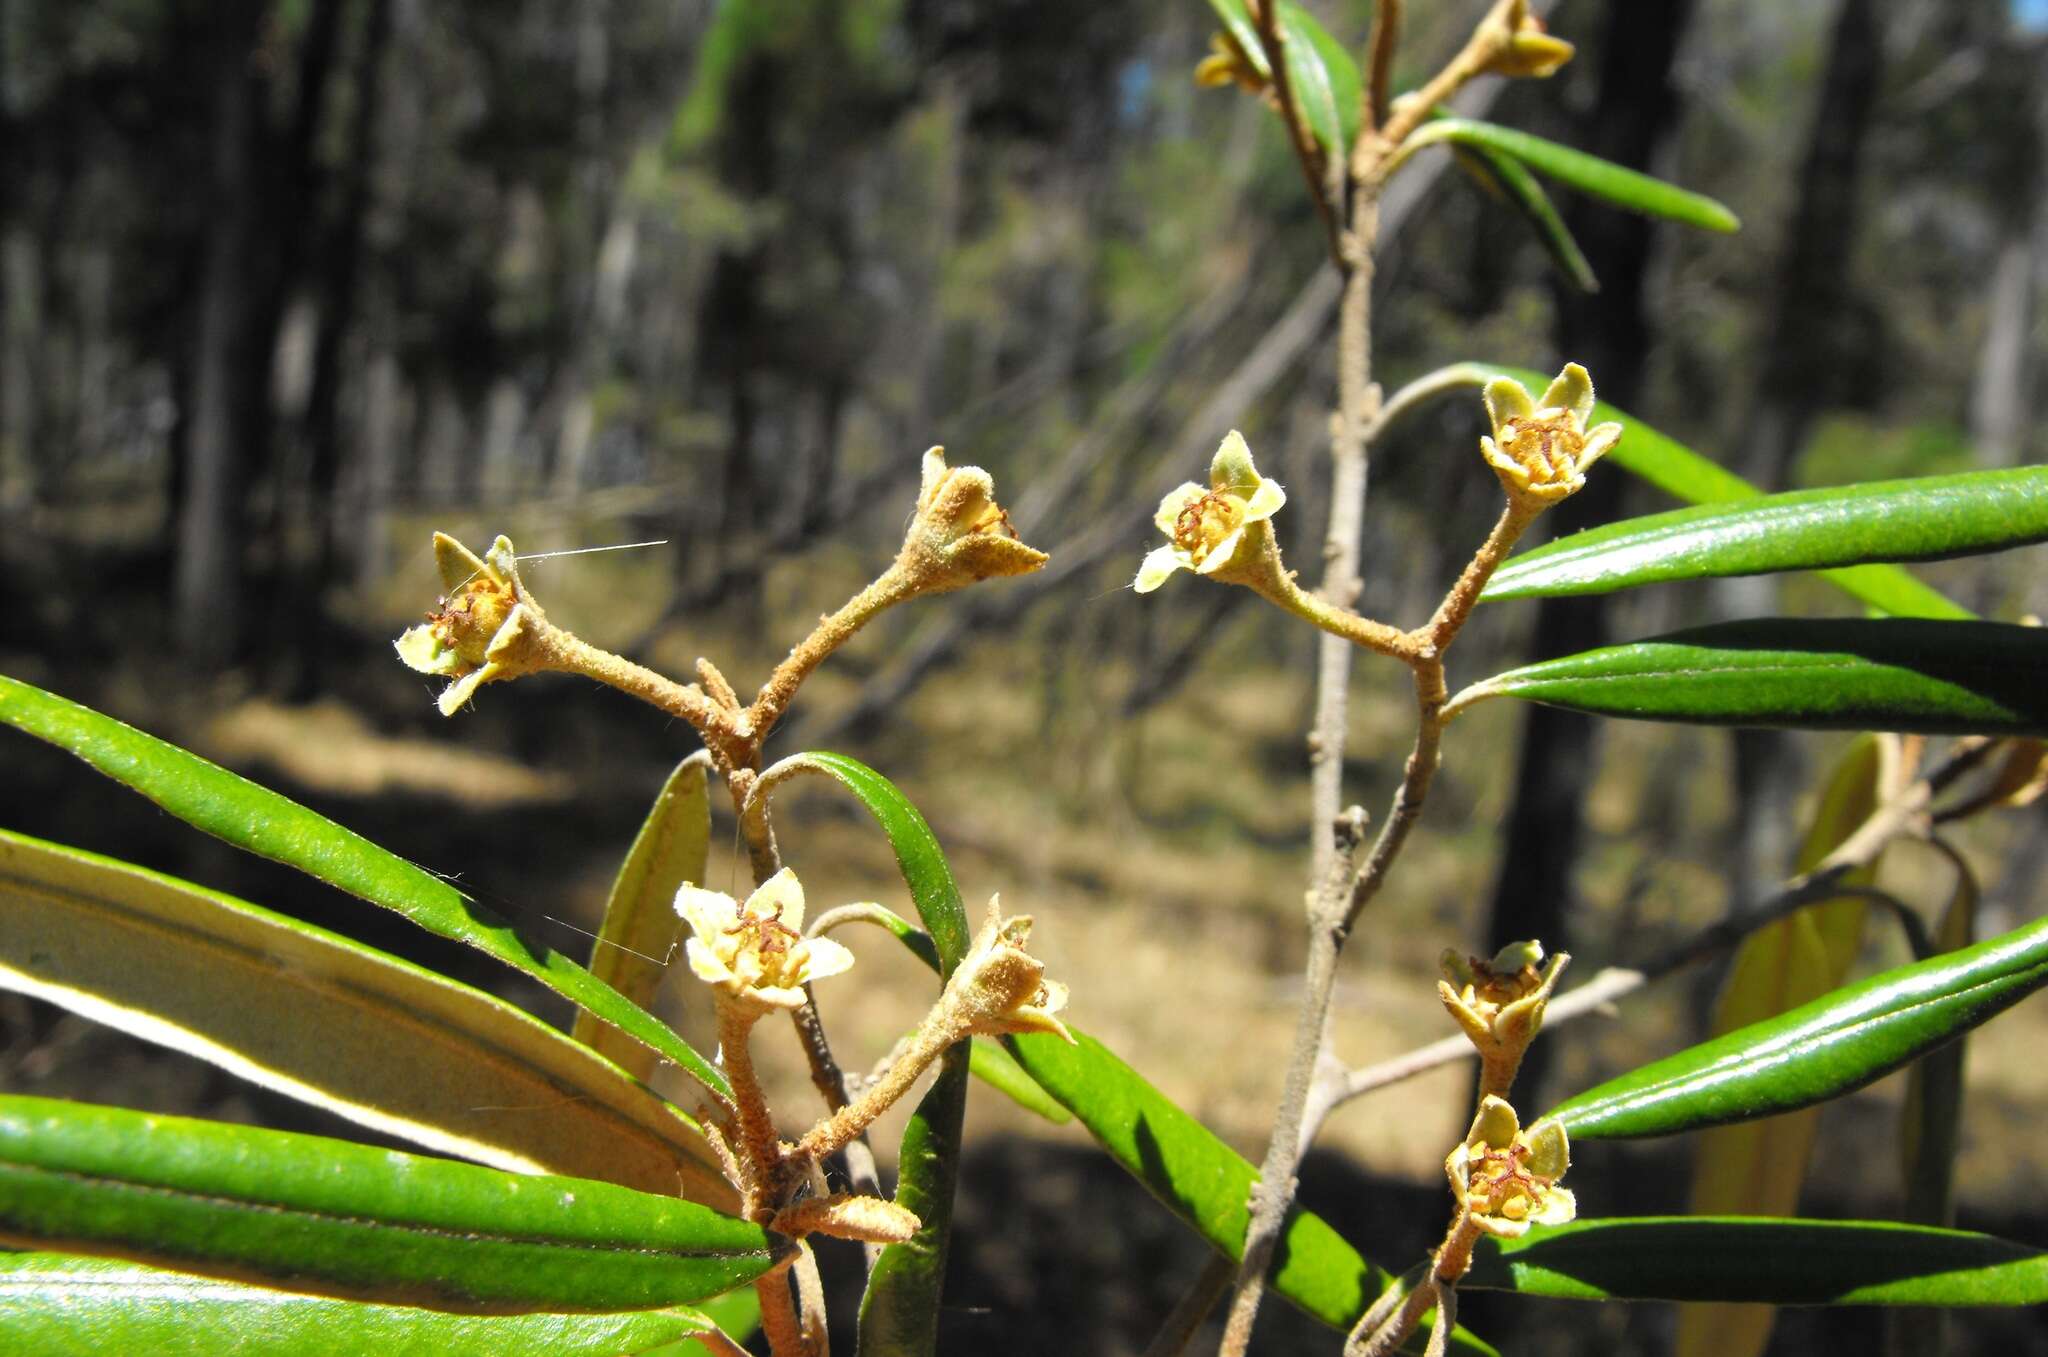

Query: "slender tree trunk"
<box><xmin>1728</xmin><ymin>0</ymin><xmax>1882</xmax><ymax>908</ymax></box>
<box><xmin>173</xmin><ymin>0</ymin><xmax>270</xmax><ymax>665</ymax></box>
<box><xmin>1477</xmin><ymin>0</ymin><xmax>1698</xmax><ymax>1104</ymax></box>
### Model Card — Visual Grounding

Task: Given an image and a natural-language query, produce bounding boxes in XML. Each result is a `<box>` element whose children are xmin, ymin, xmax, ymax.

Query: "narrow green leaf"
<box><xmin>0</xmin><ymin>1252</ymin><xmax>717</xmax><ymax>1356</ymax></box>
<box><xmin>1484</xmin><ymin>466</ymin><xmax>2048</xmax><ymax>600</ymax></box>
<box><xmin>857</xmin><ymin>1048</ymin><xmax>969</xmax><ymax>1357</ymax></box>
<box><xmin>1462</xmin><ymin>1218</ymin><xmax>2048</xmax><ymax>1306</ymax></box>
<box><xmin>1388</xmin><ymin>363</ymin><xmax>1972</xmax><ymax>619</ymax></box>
<box><xmin>1448</xmin><ymin>145</ymin><xmax>1599</xmax><ymax>292</ymax></box>
<box><xmin>755</xmin><ymin>753</ymin><xmax>969</xmax><ymax>1357</ymax></box>
<box><xmin>1203</xmin><ymin>0</ymin><xmax>1363</xmax><ymax>160</ymax></box>
<box><xmin>1411</xmin><ymin>119</ymin><xmax>1739</xmax><ymax>232</ymax></box>
<box><xmin>1005</xmin><ymin>1033</ymin><xmax>1493</xmax><ymax>1353</ymax></box>
<box><xmin>0</xmin><ymin>830</ymin><xmax>732</xmax><ymax>1206</ymax></box>
<box><xmin>0</xmin><ymin>1096</ymin><xmax>782</xmax><ymax>1312</ymax></box>
<box><xmin>573</xmin><ymin>754</ymin><xmax>711</xmax><ymax>1082</ymax></box>
<box><xmin>969</xmin><ymin>1038</ymin><xmax>1072</xmax><ymax>1125</ymax></box>
<box><xmin>1545</xmin><ymin>912</ymin><xmax>2048</xmax><ymax>1141</ymax></box>
<box><xmin>1465</xmin><ymin>619</ymin><xmax>2048</xmax><ymax>735</ymax></box>
<box><xmin>0</xmin><ymin>675</ymin><xmax>728</xmax><ymax>1103</ymax></box>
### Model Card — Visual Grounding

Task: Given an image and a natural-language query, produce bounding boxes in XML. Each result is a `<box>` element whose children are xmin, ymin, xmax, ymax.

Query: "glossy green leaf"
<box><xmin>1408</xmin><ymin>119</ymin><xmax>1739</xmax><ymax>232</ymax></box>
<box><xmin>1204</xmin><ymin>0</ymin><xmax>1363</xmax><ymax>161</ymax></box>
<box><xmin>1447</xmin><ymin>143</ymin><xmax>1598</xmax><ymax>292</ymax></box>
<box><xmin>1463</xmin><ymin>1218</ymin><xmax>2048</xmax><ymax>1306</ymax></box>
<box><xmin>0</xmin><ymin>676</ymin><xmax>728</xmax><ymax>1103</ymax></box>
<box><xmin>1545</xmin><ymin>911</ymin><xmax>2048</xmax><ymax>1141</ymax></box>
<box><xmin>0</xmin><ymin>1252</ymin><xmax>717</xmax><ymax>1356</ymax></box>
<box><xmin>573</xmin><ymin>754</ymin><xmax>711</xmax><ymax>1081</ymax></box>
<box><xmin>1005</xmin><ymin>1033</ymin><xmax>1492</xmax><ymax>1353</ymax></box>
<box><xmin>0</xmin><ymin>830</ymin><xmax>732</xmax><ymax>1206</ymax></box>
<box><xmin>1484</xmin><ymin>466</ymin><xmax>2048</xmax><ymax>601</ymax></box>
<box><xmin>1391</xmin><ymin>363</ymin><xmax>1972</xmax><ymax>619</ymax></box>
<box><xmin>1464</xmin><ymin>619</ymin><xmax>2048</xmax><ymax>735</ymax></box>
<box><xmin>0</xmin><ymin>1096</ymin><xmax>782</xmax><ymax>1311</ymax></box>
<box><xmin>757</xmin><ymin>753</ymin><xmax>969</xmax><ymax>1357</ymax></box>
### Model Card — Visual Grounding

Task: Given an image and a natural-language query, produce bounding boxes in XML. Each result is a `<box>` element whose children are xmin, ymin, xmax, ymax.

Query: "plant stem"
<box><xmin>1365</xmin><ymin>0</ymin><xmax>1403</xmax><ymax>132</ymax></box>
<box><xmin>756</xmin><ymin>1270</ymin><xmax>810</xmax><ymax>1357</ymax></box>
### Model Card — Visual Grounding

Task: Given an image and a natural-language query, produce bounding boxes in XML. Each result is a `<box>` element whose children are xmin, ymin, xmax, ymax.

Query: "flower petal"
<box><xmin>1539</xmin><ymin>363</ymin><xmax>1595</xmax><ymax>428</ymax></box>
<box><xmin>676</xmin><ymin>885</ymin><xmax>740</xmax><ymax>938</ymax></box>
<box><xmin>1153</xmin><ymin>482</ymin><xmax>1207</xmax><ymax>536</ymax></box>
<box><xmin>1482</xmin><ymin>377</ymin><xmax>1534</xmax><ymax>435</ymax></box>
<box><xmin>1576</xmin><ymin>422</ymin><xmax>1623</xmax><ymax>472</ymax></box>
<box><xmin>432</xmin><ymin>532</ymin><xmax>493</xmax><ymax>593</ymax></box>
<box><xmin>436</xmin><ymin>668</ymin><xmax>488</xmax><ymax>717</ymax></box>
<box><xmin>1195</xmin><ymin>527</ymin><xmax>1246</xmax><ymax>574</ymax></box>
<box><xmin>1468</xmin><ymin>1095</ymin><xmax>1520</xmax><ymax>1149</ymax></box>
<box><xmin>746</xmin><ymin>867</ymin><xmax>806</xmax><ymax>932</ymax></box>
<box><xmin>802</xmin><ymin>936</ymin><xmax>857</xmax><ymax>984</ymax></box>
<box><xmin>918</xmin><ymin>446</ymin><xmax>949</xmax><ymax>511</ymax></box>
<box><xmin>1242</xmin><ymin>477</ymin><xmax>1287</xmax><ymax>523</ymax></box>
<box><xmin>685</xmin><ymin>936</ymin><xmax>738</xmax><ymax>987</ymax></box>
<box><xmin>395</xmin><ymin>624</ymin><xmax>462</xmax><ymax>678</ymax></box>
<box><xmin>1134</xmin><ymin>545</ymin><xmax>1187</xmax><ymax>594</ymax></box>
<box><xmin>1209</xmin><ymin>430</ymin><xmax>1261</xmax><ymax>498</ymax></box>
<box><xmin>1523</xmin><ymin>1118</ymin><xmax>1571</xmax><ymax>1179</ymax></box>
<box><xmin>1529</xmin><ymin>1185</ymin><xmax>1577</xmax><ymax>1226</ymax></box>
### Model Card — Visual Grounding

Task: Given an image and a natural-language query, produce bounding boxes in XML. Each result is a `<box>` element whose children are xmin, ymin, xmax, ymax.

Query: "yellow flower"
<box><xmin>898</xmin><ymin>447</ymin><xmax>1048</xmax><ymax>593</ymax></box>
<box><xmin>1479</xmin><ymin>364</ymin><xmax>1621</xmax><ymax>505</ymax></box>
<box><xmin>1194</xmin><ymin>31</ymin><xmax>1266</xmax><ymax>94</ymax></box>
<box><xmin>1484</xmin><ymin>8</ymin><xmax>1575</xmax><ymax>80</ymax></box>
<box><xmin>675</xmin><ymin>869</ymin><xmax>855</xmax><ymax>1014</ymax></box>
<box><xmin>1439</xmin><ymin>940</ymin><xmax>1568</xmax><ymax>1057</ymax></box>
<box><xmin>1446</xmin><ymin>1096</ymin><xmax>1575</xmax><ymax>1239</ymax></box>
<box><xmin>1134</xmin><ymin>431</ymin><xmax>1287</xmax><ymax>593</ymax></box>
<box><xmin>394</xmin><ymin>533</ymin><xmax>549</xmax><ymax>716</ymax></box>
<box><xmin>941</xmin><ymin>899</ymin><xmax>1072</xmax><ymax>1042</ymax></box>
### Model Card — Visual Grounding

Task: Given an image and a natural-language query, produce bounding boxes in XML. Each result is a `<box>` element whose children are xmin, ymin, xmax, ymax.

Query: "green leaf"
<box><xmin>1462</xmin><ymin>1218</ymin><xmax>2048</xmax><ymax>1306</ymax></box>
<box><xmin>0</xmin><ymin>1252</ymin><xmax>718</xmax><ymax>1356</ymax></box>
<box><xmin>755</xmin><ymin>753</ymin><xmax>970</xmax><ymax>1357</ymax></box>
<box><xmin>0</xmin><ymin>1096</ymin><xmax>783</xmax><ymax>1312</ymax></box>
<box><xmin>1408</xmin><ymin>119</ymin><xmax>1739</xmax><ymax>232</ymax></box>
<box><xmin>1447</xmin><ymin>145</ymin><xmax>1598</xmax><ymax>292</ymax></box>
<box><xmin>969</xmin><ymin>1038</ymin><xmax>1072</xmax><ymax>1125</ymax></box>
<box><xmin>1393</xmin><ymin>363</ymin><xmax>1972</xmax><ymax>619</ymax></box>
<box><xmin>0</xmin><ymin>675</ymin><xmax>728</xmax><ymax>1103</ymax></box>
<box><xmin>1483</xmin><ymin>466</ymin><xmax>2048</xmax><ymax>601</ymax></box>
<box><xmin>0</xmin><ymin>830</ymin><xmax>732</xmax><ymax>1206</ymax></box>
<box><xmin>1005</xmin><ymin>1032</ymin><xmax>1492</xmax><ymax>1353</ymax></box>
<box><xmin>1203</xmin><ymin>0</ymin><xmax>1363</xmax><ymax>161</ymax></box>
<box><xmin>1463</xmin><ymin>619</ymin><xmax>2048</xmax><ymax>735</ymax></box>
<box><xmin>573</xmin><ymin>754</ymin><xmax>711</xmax><ymax>1082</ymax></box>
<box><xmin>857</xmin><ymin>1048</ymin><xmax>969</xmax><ymax>1357</ymax></box>
<box><xmin>1545</xmin><ymin>911</ymin><xmax>2048</xmax><ymax>1141</ymax></box>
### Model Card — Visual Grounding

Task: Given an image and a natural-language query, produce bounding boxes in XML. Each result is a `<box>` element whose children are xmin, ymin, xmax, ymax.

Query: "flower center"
<box><xmin>1172</xmin><ymin>491</ymin><xmax>1246</xmax><ymax>561</ymax></box>
<box><xmin>1472</xmin><ymin>1143</ymin><xmax>1545</xmax><ymax>1221</ymax></box>
<box><xmin>725</xmin><ymin>905</ymin><xmax>805</xmax><ymax>983</ymax></box>
<box><xmin>1500</xmin><ymin>415</ymin><xmax>1586</xmax><ymax>481</ymax></box>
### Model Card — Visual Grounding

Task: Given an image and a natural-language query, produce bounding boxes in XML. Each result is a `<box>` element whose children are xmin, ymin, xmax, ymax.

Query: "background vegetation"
<box><xmin>2</xmin><ymin>0</ymin><xmax>2045</xmax><ymax>1350</ymax></box>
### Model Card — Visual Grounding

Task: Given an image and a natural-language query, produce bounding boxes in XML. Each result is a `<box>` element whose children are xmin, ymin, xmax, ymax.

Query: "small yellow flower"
<box><xmin>394</xmin><ymin>533</ymin><xmax>549</xmax><ymax>716</ymax></box>
<box><xmin>1194</xmin><ymin>31</ymin><xmax>1266</xmax><ymax>94</ymax></box>
<box><xmin>898</xmin><ymin>447</ymin><xmax>1048</xmax><ymax>593</ymax></box>
<box><xmin>941</xmin><ymin>899</ymin><xmax>1073</xmax><ymax>1042</ymax></box>
<box><xmin>675</xmin><ymin>869</ymin><xmax>856</xmax><ymax>1014</ymax></box>
<box><xmin>1446</xmin><ymin>1096</ymin><xmax>1575</xmax><ymax>1239</ymax></box>
<box><xmin>1484</xmin><ymin>7</ymin><xmax>1575</xmax><ymax>80</ymax></box>
<box><xmin>1134</xmin><ymin>431</ymin><xmax>1287</xmax><ymax>593</ymax></box>
<box><xmin>1479</xmin><ymin>364</ymin><xmax>1621</xmax><ymax>506</ymax></box>
<box><xmin>1439</xmin><ymin>940</ymin><xmax>1568</xmax><ymax>1055</ymax></box>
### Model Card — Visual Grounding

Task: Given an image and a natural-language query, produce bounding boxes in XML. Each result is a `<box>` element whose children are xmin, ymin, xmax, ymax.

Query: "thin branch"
<box><xmin>1140</xmin><ymin>1253</ymin><xmax>1238</xmax><ymax>1357</ymax></box>
<box><xmin>1250</xmin><ymin>0</ymin><xmax>1343</xmax><ymax>262</ymax></box>
<box><xmin>1365</xmin><ymin>0</ymin><xmax>1403</xmax><ymax>132</ymax></box>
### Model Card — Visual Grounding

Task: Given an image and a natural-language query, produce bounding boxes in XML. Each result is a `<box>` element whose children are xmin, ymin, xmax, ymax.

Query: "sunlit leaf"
<box><xmin>0</xmin><ymin>830</ymin><xmax>731</xmax><ymax>1205</ymax></box>
<box><xmin>1006</xmin><ymin>1032</ymin><xmax>1492</xmax><ymax>1352</ymax></box>
<box><xmin>1484</xmin><ymin>467</ymin><xmax>2048</xmax><ymax>601</ymax></box>
<box><xmin>0</xmin><ymin>1096</ymin><xmax>782</xmax><ymax>1312</ymax></box>
<box><xmin>1545</xmin><ymin>911</ymin><xmax>2048</xmax><ymax>1141</ymax></box>
<box><xmin>0</xmin><ymin>676</ymin><xmax>728</xmax><ymax>1103</ymax></box>
<box><xmin>1409</xmin><ymin>119</ymin><xmax>1738</xmax><ymax>232</ymax></box>
<box><xmin>1448</xmin><ymin>145</ymin><xmax>1598</xmax><ymax>292</ymax></box>
<box><xmin>0</xmin><ymin>1252</ymin><xmax>718</xmax><ymax>1356</ymax></box>
<box><xmin>573</xmin><ymin>754</ymin><xmax>711</xmax><ymax>1081</ymax></box>
<box><xmin>1463</xmin><ymin>619</ymin><xmax>2048</xmax><ymax>735</ymax></box>
<box><xmin>1204</xmin><ymin>0</ymin><xmax>1363</xmax><ymax>161</ymax></box>
<box><xmin>1463</xmin><ymin>1218</ymin><xmax>2048</xmax><ymax>1306</ymax></box>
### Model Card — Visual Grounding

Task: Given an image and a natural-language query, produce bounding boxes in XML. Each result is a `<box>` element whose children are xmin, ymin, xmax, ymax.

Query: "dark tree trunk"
<box><xmin>1476</xmin><ymin>0</ymin><xmax>1699</xmax><ymax>1103</ymax></box>
<box><xmin>173</xmin><ymin>0</ymin><xmax>272</xmax><ymax>665</ymax></box>
<box><xmin>1729</xmin><ymin>0</ymin><xmax>1883</xmax><ymax>908</ymax></box>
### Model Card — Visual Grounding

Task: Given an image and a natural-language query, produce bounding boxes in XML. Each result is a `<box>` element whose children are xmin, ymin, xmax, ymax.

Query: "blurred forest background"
<box><xmin>3</xmin><ymin>1</ymin><xmax>2047</xmax><ymax>1352</ymax></box>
